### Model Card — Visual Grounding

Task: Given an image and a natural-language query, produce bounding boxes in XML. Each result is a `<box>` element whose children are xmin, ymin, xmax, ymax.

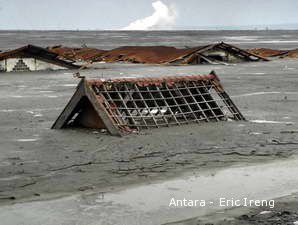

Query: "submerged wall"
<box><xmin>0</xmin><ymin>58</ymin><xmax>66</xmax><ymax>72</ymax></box>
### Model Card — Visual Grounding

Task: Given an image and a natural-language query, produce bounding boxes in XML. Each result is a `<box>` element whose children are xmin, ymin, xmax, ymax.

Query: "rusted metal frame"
<box><xmin>102</xmin><ymin>109</ymin><xmax>205</xmax><ymax>118</ymax></box>
<box><xmin>104</xmin><ymin>85</ymin><xmax>134</xmax><ymax>126</ymax></box>
<box><xmin>196</xmin><ymin>81</ymin><xmax>224</xmax><ymax>121</ymax></box>
<box><xmin>196</xmin><ymin>81</ymin><xmax>223</xmax><ymax>120</ymax></box>
<box><xmin>107</xmin><ymin>92</ymin><xmax>207</xmax><ymax>101</ymax></box>
<box><xmin>122</xmin><ymin>117</ymin><xmax>199</xmax><ymax>127</ymax></box>
<box><xmin>114</xmin><ymin>101</ymin><xmax>200</xmax><ymax>110</ymax></box>
<box><xmin>189</xmin><ymin>81</ymin><xmax>216</xmax><ymax>121</ymax></box>
<box><xmin>207</xmin><ymin>89</ymin><xmax>237</xmax><ymax>118</ymax></box>
<box><xmin>134</xmin><ymin>84</ymin><xmax>159</xmax><ymax>128</ymax></box>
<box><xmin>102</xmin><ymin>84</ymin><xmax>137</xmax><ymax>130</ymax></box>
<box><xmin>153</xmin><ymin>85</ymin><xmax>181</xmax><ymax>125</ymax></box>
<box><xmin>172</xmin><ymin>83</ymin><xmax>200</xmax><ymax>123</ymax></box>
<box><xmin>202</xmin><ymin>81</ymin><xmax>227</xmax><ymax>119</ymax></box>
<box><xmin>205</xmin><ymin>82</ymin><xmax>241</xmax><ymax>119</ymax></box>
<box><xmin>126</xmin><ymin>93</ymin><xmax>150</xmax><ymax>127</ymax></box>
<box><xmin>112</xmin><ymin>98</ymin><xmax>221</xmax><ymax>108</ymax></box>
<box><xmin>181</xmin><ymin>81</ymin><xmax>209</xmax><ymax>122</ymax></box>
<box><xmin>92</xmin><ymin>85</ymin><xmax>126</xmax><ymax>128</ymax></box>
<box><xmin>180</xmin><ymin>83</ymin><xmax>211</xmax><ymax>122</ymax></box>
<box><xmin>84</xmin><ymin>81</ymin><xmax>122</xmax><ymax>136</ymax></box>
<box><xmin>145</xmin><ymin>86</ymin><xmax>170</xmax><ymax>127</ymax></box>
<box><xmin>111</xmin><ymin>85</ymin><xmax>140</xmax><ymax>130</ymax></box>
<box><xmin>164</xmin><ymin>83</ymin><xmax>189</xmax><ymax>123</ymax></box>
<box><xmin>207</xmin><ymin>90</ymin><xmax>239</xmax><ymax>118</ymax></box>
<box><xmin>210</xmin><ymin>81</ymin><xmax>245</xmax><ymax>120</ymax></box>
<box><xmin>123</xmin><ymin>84</ymin><xmax>149</xmax><ymax>129</ymax></box>
<box><xmin>97</xmin><ymin>86</ymin><xmax>200</xmax><ymax>94</ymax></box>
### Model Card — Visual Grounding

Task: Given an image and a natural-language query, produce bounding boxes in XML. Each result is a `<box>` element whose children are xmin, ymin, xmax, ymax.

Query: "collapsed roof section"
<box><xmin>52</xmin><ymin>72</ymin><xmax>245</xmax><ymax>136</ymax></box>
<box><xmin>248</xmin><ymin>48</ymin><xmax>298</xmax><ymax>58</ymax></box>
<box><xmin>99</xmin><ymin>46</ymin><xmax>202</xmax><ymax>64</ymax></box>
<box><xmin>47</xmin><ymin>46</ymin><xmax>107</xmax><ymax>62</ymax></box>
<box><xmin>167</xmin><ymin>42</ymin><xmax>269</xmax><ymax>65</ymax></box>
<box><xmin>0</xmin><ymin>45</ymin><xmax>80</xmax><ymax>71</ymax></box>
<box><xmin>47</xmin><ymin>42</ymin><xmax>269</xmax><ymax>65</ymax></box>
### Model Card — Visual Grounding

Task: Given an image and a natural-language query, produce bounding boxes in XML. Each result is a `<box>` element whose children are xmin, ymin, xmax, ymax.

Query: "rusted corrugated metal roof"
<box><xmin>47</xmin><ymin>46</ymin><xmax>107</xmax><ymax>62</ymax></box>
<box><xmin>99</xmin><ymin>46</ymin><xmax>206</xmax><ymax>64</ymax></box>
<box><xmin>47</xmin><ymin>42</ymin><xmax>269</xmax><ymax>65</ymax></box>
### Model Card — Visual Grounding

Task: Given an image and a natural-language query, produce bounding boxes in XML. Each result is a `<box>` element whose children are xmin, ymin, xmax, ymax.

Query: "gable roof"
<box><xmin>167</xmin><ymin>42</ymin><xmax>269</xmax><ymax>64</ymax></box>
<box><xmin>52</xmin><ymin>73</ymin><xmax>245</xmax><ymax>136</ymax></box>
<box><xmin>0</xmin><ymin>45</ymin><xmax>80</xmax><ymax>69</ymax></box>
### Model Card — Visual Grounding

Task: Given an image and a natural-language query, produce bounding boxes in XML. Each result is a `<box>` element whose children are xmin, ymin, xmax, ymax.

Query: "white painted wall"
<box><xmin>0</xmin><ymin>58</ymin><xmax>66</xmax><ymax>72</ymax></box>
<box><xmin>0</xmin><ymin>60</ymin><xmax>5</xmax><ymax>71</ymax></box>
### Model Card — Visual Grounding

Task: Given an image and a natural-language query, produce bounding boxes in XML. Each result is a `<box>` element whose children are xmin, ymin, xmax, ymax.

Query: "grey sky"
<box><xmin>0</xmin><ymin>0</ymin><xmax>298</xmax><ymax>30</ymax></box>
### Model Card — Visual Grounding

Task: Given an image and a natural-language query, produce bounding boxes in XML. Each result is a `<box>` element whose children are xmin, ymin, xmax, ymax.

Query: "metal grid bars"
<box><xmin>87</xmin><ymin>74</ymin><xmax>245</xmax><ymax>133</ymax></box>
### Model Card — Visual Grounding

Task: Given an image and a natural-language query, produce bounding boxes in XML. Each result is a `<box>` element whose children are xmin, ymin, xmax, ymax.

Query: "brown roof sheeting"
<box><xmin>47</xmin><ymin>42</ymin><xmax>269</xmax><ymax>65</ymax></box>
<box><xmin>48</xmin><ymin>46</ymin><xmax>107</xmax><ymax>62</ymax></box>
<box><xmin>248</xmin><ymin>48</ymin><xmax>298</xmax><ymax>58</ymax></box>
<box><xmin>247</xmin><ymin>48</ymin><xmax>289</xmax><ymax>58</ymax></box>
<box><xmin>99</xmin><ymin>46</ymin><xmax>205</xmax><ymax>64</ymax></box>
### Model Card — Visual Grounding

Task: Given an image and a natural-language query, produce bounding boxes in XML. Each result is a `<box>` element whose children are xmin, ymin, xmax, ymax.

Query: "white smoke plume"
<box><xmin>123</xmin><ymin>1</ymin><xmax>177</xmax><ymax>30</ymax></box>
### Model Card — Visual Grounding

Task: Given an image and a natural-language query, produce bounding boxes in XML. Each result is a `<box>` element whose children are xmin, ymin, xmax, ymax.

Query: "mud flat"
<box><xmin>1</xmin><ymin>158</ymin><xmax>298</xmax><ymax>225</ymax></box>
<box><xmin>0</xmin><ymin>56</ymin><xmax>298</xmax><ymax>224</ymax></box>
<box><xmin>169</xmin><ymin>193</ymin><xmax>298</xmax><ymax>225</ymax></box>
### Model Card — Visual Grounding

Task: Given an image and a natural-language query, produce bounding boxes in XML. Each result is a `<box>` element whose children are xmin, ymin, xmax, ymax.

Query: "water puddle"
<box><xmin>16</xmin><ymin>139</ymin><xmax>39</xmax><ymax>142</ymax></box>
<box><xmin>232</xmin><ymin>92</ymin><xmax>281</xmax><ymax>98</ymax></box>
<box><xmin>62</xmin><ymin>84</ymin><xmax>77</xmax><ymax>87</ymax></box>
<box><xmin>250</xmin><ymin>120</ymin><xmax>294</xmax><ymax>124</ymax></box>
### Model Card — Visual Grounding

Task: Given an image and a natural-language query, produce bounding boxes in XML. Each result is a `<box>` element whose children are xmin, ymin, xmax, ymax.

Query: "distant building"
<box><xmin>0</xmin><ymin>45</ymin><xmax>80</xmax><ymax>72</ymax></box>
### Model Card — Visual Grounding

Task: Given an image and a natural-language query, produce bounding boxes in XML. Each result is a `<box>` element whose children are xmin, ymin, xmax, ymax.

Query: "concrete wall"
<box><xmin>0</xmin><ymin>60</ymin><xmax>5</xmax><ymax>72</ymax></box>
<box><xmin>0</xmin><ymin>58</ymin><xmax>66</xmax><ymax>72</ymax></box>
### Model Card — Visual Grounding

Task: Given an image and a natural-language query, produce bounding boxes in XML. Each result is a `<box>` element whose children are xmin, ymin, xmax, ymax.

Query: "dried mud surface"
<box><xmin>0</xmin><ymin>59</ymin><xmax>298</xmax><ymax>206</ymax></box>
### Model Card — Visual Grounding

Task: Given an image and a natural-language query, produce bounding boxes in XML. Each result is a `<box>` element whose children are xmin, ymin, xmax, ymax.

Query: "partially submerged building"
<box><xmin>167</xmin><ymin>42</ymin><xmax>269</xmax><ymax>65</ymax></box>
<box><xmin>99</xmin><ymin>42</ymin><xmax>268</xmax><ymax>65</ymax></box>
<box><xmin>47</xmin><ymin>42</ymin><xmax>268</xmax><ymax>65</ymax></box>
<box><xmin>52</xmin><ymin>72</ymin><xmax>245</xmax><ymax>136</ymax></box>
<box><xmin>0</xmin><ymin>45</ymin><xmax>80</xmax><ymax>72</ymax></box>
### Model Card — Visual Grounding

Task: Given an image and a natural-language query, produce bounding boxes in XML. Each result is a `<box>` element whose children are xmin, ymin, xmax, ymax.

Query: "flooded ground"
<box><xmin>0</xmin><ymin>31</ymin><xmax>298</xmax><ymax>224</ymax></box>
